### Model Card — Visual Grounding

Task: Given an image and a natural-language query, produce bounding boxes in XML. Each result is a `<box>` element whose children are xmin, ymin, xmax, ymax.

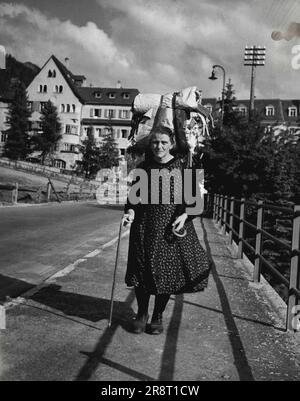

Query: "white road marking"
<box><xmin>3</xmin><ymin>228</ymin><xmax>130</xmax><ymax>312</ymax></box>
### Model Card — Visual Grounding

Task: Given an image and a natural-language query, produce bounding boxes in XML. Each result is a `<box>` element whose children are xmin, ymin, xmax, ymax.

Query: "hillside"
<box><xmin>0</xmin><ymin>54</ymin><xmax>40</xmax><ymax>97</ymax></box>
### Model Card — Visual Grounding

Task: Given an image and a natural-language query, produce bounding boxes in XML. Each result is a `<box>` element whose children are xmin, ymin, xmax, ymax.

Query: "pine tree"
<box><xmin>77</xmin><ymin>126</ymin><xmax>101</xmax><ymax>179</ymax></box>
<box><xmin>31</xmin><ymin>100</ymin><xmax>62</xmax><ymax>165</ymax></box>
<box><xmin>98</xmin><ymin>128</ymin><xmax>120</xmax><ymax>169</ymax></box>
<box><xmin>4</xmin><ymin>79</ymin><xmax>32</xmax><ymax>160</ymax></box>
<box><xmin>223</xmin><ymin>79</ymin><xmax>241</xmax><ymax>127</ymax></box>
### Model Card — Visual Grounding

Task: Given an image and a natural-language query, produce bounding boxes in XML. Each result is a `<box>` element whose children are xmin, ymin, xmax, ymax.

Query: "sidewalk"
<box><xmin>0</xmin><ymin>218</ymin><xmax>299</xmax><ymax>381</ymax></box>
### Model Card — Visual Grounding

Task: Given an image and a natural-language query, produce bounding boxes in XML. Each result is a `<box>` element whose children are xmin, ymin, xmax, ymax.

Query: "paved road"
<box><xmin>0</xmin><ymin>202</ymin><xmax>123</xmax><ymax>300</ymax></box>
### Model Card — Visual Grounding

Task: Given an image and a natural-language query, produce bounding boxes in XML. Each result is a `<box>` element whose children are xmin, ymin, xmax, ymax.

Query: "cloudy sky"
<box><xmin>1</xmin><ymin>0</ymin><xmax>300</xmax><ymax>99</ymax></box>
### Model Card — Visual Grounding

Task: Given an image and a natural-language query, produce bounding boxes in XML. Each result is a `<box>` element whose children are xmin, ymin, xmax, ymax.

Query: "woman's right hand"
<box><xmin>123</xmin><ymin>209</ymin><xmax>135</xmax><ymax>226</ymax></box>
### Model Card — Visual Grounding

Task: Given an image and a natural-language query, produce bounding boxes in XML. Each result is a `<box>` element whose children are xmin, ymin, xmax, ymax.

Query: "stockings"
<box><xmin>135</xmin><ymin>287</ymin><xmax>170</xmax><ymax>318</ymax></box>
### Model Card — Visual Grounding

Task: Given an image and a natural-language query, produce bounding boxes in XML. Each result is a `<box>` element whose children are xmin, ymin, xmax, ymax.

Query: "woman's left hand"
<box><xmin>172</xmin><ymin>213</ymin><xmax>188</xmax><ymax>232</ymax></box>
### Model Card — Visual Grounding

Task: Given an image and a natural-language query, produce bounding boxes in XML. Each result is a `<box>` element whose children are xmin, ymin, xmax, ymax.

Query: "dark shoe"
<box><xmin>149</xmin><ymin>314</ymin><xmax>163</xmax><ymax>335</ymax></box>
<box><xmin>132</xmin><ymin>314</ymin><xmax>149</xmax><ymax>334</ymax></box>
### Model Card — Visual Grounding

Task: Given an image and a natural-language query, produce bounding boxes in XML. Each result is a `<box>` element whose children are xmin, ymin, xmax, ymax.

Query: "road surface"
<box><xmin>0</xmin><ymin>202</ymin><xmax>123</xmax><ymax>300</ymax></box>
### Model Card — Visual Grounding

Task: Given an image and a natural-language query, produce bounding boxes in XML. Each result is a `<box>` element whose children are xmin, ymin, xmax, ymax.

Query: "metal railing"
<box><xmin>206</xmin><ymin>193</ymin><xmax>300</xmax><ymax>332</ymax></box>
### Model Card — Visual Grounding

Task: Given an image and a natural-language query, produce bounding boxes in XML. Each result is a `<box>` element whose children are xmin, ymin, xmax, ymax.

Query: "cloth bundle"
<box><xmin>129</xmin><ymin>86</ymin><xmax>212</xmax><ymax>156</ymax></box>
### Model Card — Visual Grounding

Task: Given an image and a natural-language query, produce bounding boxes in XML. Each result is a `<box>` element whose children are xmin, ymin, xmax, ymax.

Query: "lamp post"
<box><xmin>209</xmin><ymin>64</ymin><xmax>226</xmax><ymax>129</ymax></box>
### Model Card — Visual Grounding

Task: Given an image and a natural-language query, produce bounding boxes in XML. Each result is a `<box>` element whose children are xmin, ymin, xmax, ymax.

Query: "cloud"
<box><xmin>0</xmin><ymin>2</ymin><xmax>131</xmax><ymax>85</ymax></box>
<box><xmin>0</xmin><ymin>1</ymin><xmax>299</xmax><ymax>99</ymax></box>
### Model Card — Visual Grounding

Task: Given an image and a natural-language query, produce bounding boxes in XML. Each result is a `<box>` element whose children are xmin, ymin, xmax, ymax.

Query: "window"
<box><xmin>104</xmin><ymin>109</ymin><xmax>115</xmax><ymax>118</ymax></box>
<box><xmin>121</xmin><ymin>129</ymin><xmax>128</xmax><ymax>138</ymax></box>
<box><xmin>235</xmin><ymin>106</ymin><xmax>247</xmax><ymax>116</ymax></box>
<box><xmin>120</xmin><ymin>149</ymin><xmax>126</xmax><ymax>156</ymax></box>
<box><xmin>96</xmin><ymin>128</ymin><xmax>102</xmax><ymax>137</ymax></box>
<box><xmin>39</xmin><ymin>85</ymin><xmax>43</xmax><ymax>93</ymax></box>
<box><xmin>109</xmin><ymin>109</ymin><xmax>115</xmax><ymax>118</ymax></box>
<box><xmin>288</xmin><ymin>106</ymin><xmax>298</xmax><ymax>117</ymax></box>
<box><xmin>122</xmin><ymin>93</ymin><xmax>130</xmax><ymax>99</ymax></box>
<box><xmin>27</xmin><ymin>102</ymin><xmax>33</xmax><ymax>112</ymax></box>
<box><xmin>48</xmin><ymin>70</ymin><xmax>56</xmax><ymax>78</ymax></box>
<box><xmin>43</xmin><ymin>85</ymin><xmax>47</xmax><ymax>93</ymax></box>
<box><xmin>266</xmin><ymin>106</ymin><xmax>275</xmax><ymax>116</ymax></box>
<box><xmin>72</xmin><ymin>104</ymin><xmax>76</xmax><ymax>113</ymax></box>
<box><xmin>59</xmin><ymin>85</ymin><xmax>63</xmax><ymax>93</ymax></box>
<box><xmin>61</xmin><ymin>104</ymin><xmax>65</xmax><ymax>113</ymax></box>
<box><xmin>40</xmin><ymin>102</ymin><xmax>47</xmax><ymax>112</ymax></box>
<box><xmin>1</xmin><ymin>132</ymin><xmax>7</xmax><ymax>142</ymax></box>
<box><xmin>65</xmin><ymin>125</ymin><xmax>78</xmax><ymax>135</ymax></box>
<box><xmin>66</xmin><ymin>104</ymin><xmax>71</xmax><ymax>113</ymax></box>
<box><xmin>53</xmin><ymin>159</ymin><xmax>66</xmax><ymax>169</ymax></box>
<box><xmin>94</xmin><ymin>109</ymin><xmax>101</xmax><ymax>118</ymax></box>
<box><xmin>119</xmin><ymin>109</ymin><xmax>130</xmax><ymax>119</ymax></box>
<box><xmin>63</xmin><ymin>143</ymin><xmax>76</xmax><ymax>152</ymax></box>
<box><xmin>94</xmin><ymin>92</ymin><xmax>102</xmax><ymax>98</ymax></box>
<box><xmin>108</xmin><ymin>92</ymin><xmax>116</xmax><ymax>99</ymax></box>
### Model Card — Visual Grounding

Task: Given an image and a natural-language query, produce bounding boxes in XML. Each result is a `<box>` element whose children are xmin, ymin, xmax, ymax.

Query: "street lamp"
<box><xmin>209</xmin><ymin>65</ymin><xmax>226</xmax><ymax>129</ymax></box>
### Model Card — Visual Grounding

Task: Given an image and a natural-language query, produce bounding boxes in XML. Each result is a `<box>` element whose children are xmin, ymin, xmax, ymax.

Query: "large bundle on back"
<box><xmin>129</xmin><ymin>86</ymin><xmax>213</xmax><ymax>165</ymax></box>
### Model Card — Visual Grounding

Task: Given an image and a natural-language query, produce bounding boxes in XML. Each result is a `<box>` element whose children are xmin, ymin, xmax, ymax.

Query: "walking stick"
<box><xmin>108</xmin><ymin>217</ymin><xmax>125</xmax><ymax>328</ymax></box>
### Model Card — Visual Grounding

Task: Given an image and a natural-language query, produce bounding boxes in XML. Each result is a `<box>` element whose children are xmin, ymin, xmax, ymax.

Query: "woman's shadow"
<box><xmin>31</xmin><ymin>284</ymin><xmax>136</xmax><ymax>332</ymax></box>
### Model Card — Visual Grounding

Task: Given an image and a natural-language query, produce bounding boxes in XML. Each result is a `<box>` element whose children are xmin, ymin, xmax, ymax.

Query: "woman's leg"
<box><xmin>135</xmin><ymin>286</ymin><xmax>150</xmax><ymax>317</ymax></box>
<box><xmin>152</xmin><ymin>294</ymin><xmax>170</xmax><ymax>318</ymax></box>
<box><xmin>149</xmin><ymin>294</ymin><xmax>170</xmax><ymax>334</ymax></box>
<box><xmin>131</xmin><ymin>287</ymin><xmax>150</xmax><ymax>334</ymax></box>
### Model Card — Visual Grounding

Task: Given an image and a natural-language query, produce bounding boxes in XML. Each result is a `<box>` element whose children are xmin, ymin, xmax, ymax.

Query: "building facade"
<box><xmin>25</xmin><ymin>55</ymin><xmax>138</xmax><ymax>170</ymax></box>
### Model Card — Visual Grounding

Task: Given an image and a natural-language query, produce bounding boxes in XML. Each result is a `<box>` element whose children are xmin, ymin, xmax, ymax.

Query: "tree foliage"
<box><xmin>77</xmin><ymin>127</ymin><xmax>101</xmax><ymax>179</ymax></box>
<box><xmin>31</xmin><ymin>100</ymin><xmax>62</xmax><ymax>164</ymax></box>
<box><xmin>4</xmin><ymin>80</ymin><xmax>32</xmax><ymax>160</ymax></box>
<box><xmin>98</xmin><ymin>129</ymin><xmax>120</xmax><ymax>169</ymax></box>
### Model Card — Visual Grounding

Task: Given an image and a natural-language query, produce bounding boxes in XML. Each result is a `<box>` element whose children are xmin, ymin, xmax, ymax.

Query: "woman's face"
<box><xmin>150</xmin><ymin>133</ymin><xmax>173</xmax><ymax>161</ymax></box>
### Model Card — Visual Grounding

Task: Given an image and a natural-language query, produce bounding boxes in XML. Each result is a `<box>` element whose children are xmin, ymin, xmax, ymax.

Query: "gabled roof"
<box><xmin>39</xmin><ymin>55</ymin><xmax>86</xmax><ymax>103</ymax></box>
<box><xmin>77</xmin><ymin>87</ymin><xmax>139</xmax><ymax>106</ymax></box>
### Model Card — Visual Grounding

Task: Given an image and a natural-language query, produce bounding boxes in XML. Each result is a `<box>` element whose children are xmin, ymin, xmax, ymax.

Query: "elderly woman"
<box><xmin>123</xmin><ymin>126</ymin><xmax>210</xmax><ymax>335</ymax></box>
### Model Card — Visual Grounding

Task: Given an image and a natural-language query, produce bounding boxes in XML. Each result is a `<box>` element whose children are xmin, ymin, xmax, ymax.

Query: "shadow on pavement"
<box><xmin>200</xmin><ymin>218</ymin><xmax>255</xmax><ymax>382</ymax></box>
<box><xmin>0</xmin><ymin>274</ymin><xmax>35</xmax><ymax>302</ymax></box>
<box><xmin>31</xmin><ymin>284</ymin><xmax>135</xmax><ymax>329</ymax></box>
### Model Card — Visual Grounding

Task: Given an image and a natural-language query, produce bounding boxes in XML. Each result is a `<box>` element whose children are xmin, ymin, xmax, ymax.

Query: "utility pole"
<box><xmin>244</xmin><ymin>46</ymin><xmax>266</xmax><ymax>121</ymax></box>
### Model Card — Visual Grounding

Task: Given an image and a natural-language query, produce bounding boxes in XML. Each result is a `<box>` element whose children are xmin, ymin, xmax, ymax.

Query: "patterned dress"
<box><xmin>125</xmin><ymin>155</ymin><xmax>210</xmax><ymax>295</ymax></box>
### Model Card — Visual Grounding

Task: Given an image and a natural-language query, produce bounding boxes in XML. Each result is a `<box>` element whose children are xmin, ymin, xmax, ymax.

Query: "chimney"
<box><xmin>64</xmin><ymin>57</ymin><xmax>70</xmax><ymax>70</ymax></box>
<box><xmin>116</xmin><ymin>80</ymin><xmax>122</xmax><ymax>89</ymax></box>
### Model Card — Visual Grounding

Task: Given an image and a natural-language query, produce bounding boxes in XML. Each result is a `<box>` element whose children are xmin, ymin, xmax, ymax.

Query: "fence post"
<box><xmin>254</xmin><ymin>200</ymin><xmax>264</xmax><ymax>283</ymax></box>
<box><xmin>213</xmin><ymin>194</ymin><xmax>217</xmax><ymax>221</ymax></box>
<box><xmin>12</xmin><ymin>182</ymin><xmax>18</xmax><ymax>204</ymax></box>
<box><xmin>237</xmin><ymin>198</ymin><xmax>246</xmax><ymax>259</ymax></box>
<box><xmin>215</xmin><ymin>194</ymin><xmax>219</xmax><ymax>224</ymax></box>
<box><xmin>222</xmin><ymin>196</ymin><xmax>229</xmax><ymax>235</ymax></box>
<box><xmin>287</xmin><ymin>205</ymin><xmax>300</xmax><ymax>332</ymax></box>
<box><xmin>228</xmin><ymin>197</ymin><xmax>235</xmax><ymax>244</ymax></box>
<box><xmin>47</xmin><ymin>182</ymin><xmax>51</xmax><ymax>202</ymax></box>
<box><xmin>218</xmin><ymin>195</ymin><xmax>223</xmax><ymax>228</ymax></box>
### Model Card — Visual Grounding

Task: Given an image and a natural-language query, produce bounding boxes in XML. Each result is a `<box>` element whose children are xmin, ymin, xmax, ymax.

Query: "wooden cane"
<box><xmin>108</xmin><ymin>218</ymin><xmax>124</xmax><ymax>328</ymax></box>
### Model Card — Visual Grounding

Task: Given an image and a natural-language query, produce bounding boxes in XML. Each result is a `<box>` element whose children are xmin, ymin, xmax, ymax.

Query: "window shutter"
<box><xmin>90</xmin><ymin>108</ymin><xmax>94</xmax><ymax>118</ymax></box>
